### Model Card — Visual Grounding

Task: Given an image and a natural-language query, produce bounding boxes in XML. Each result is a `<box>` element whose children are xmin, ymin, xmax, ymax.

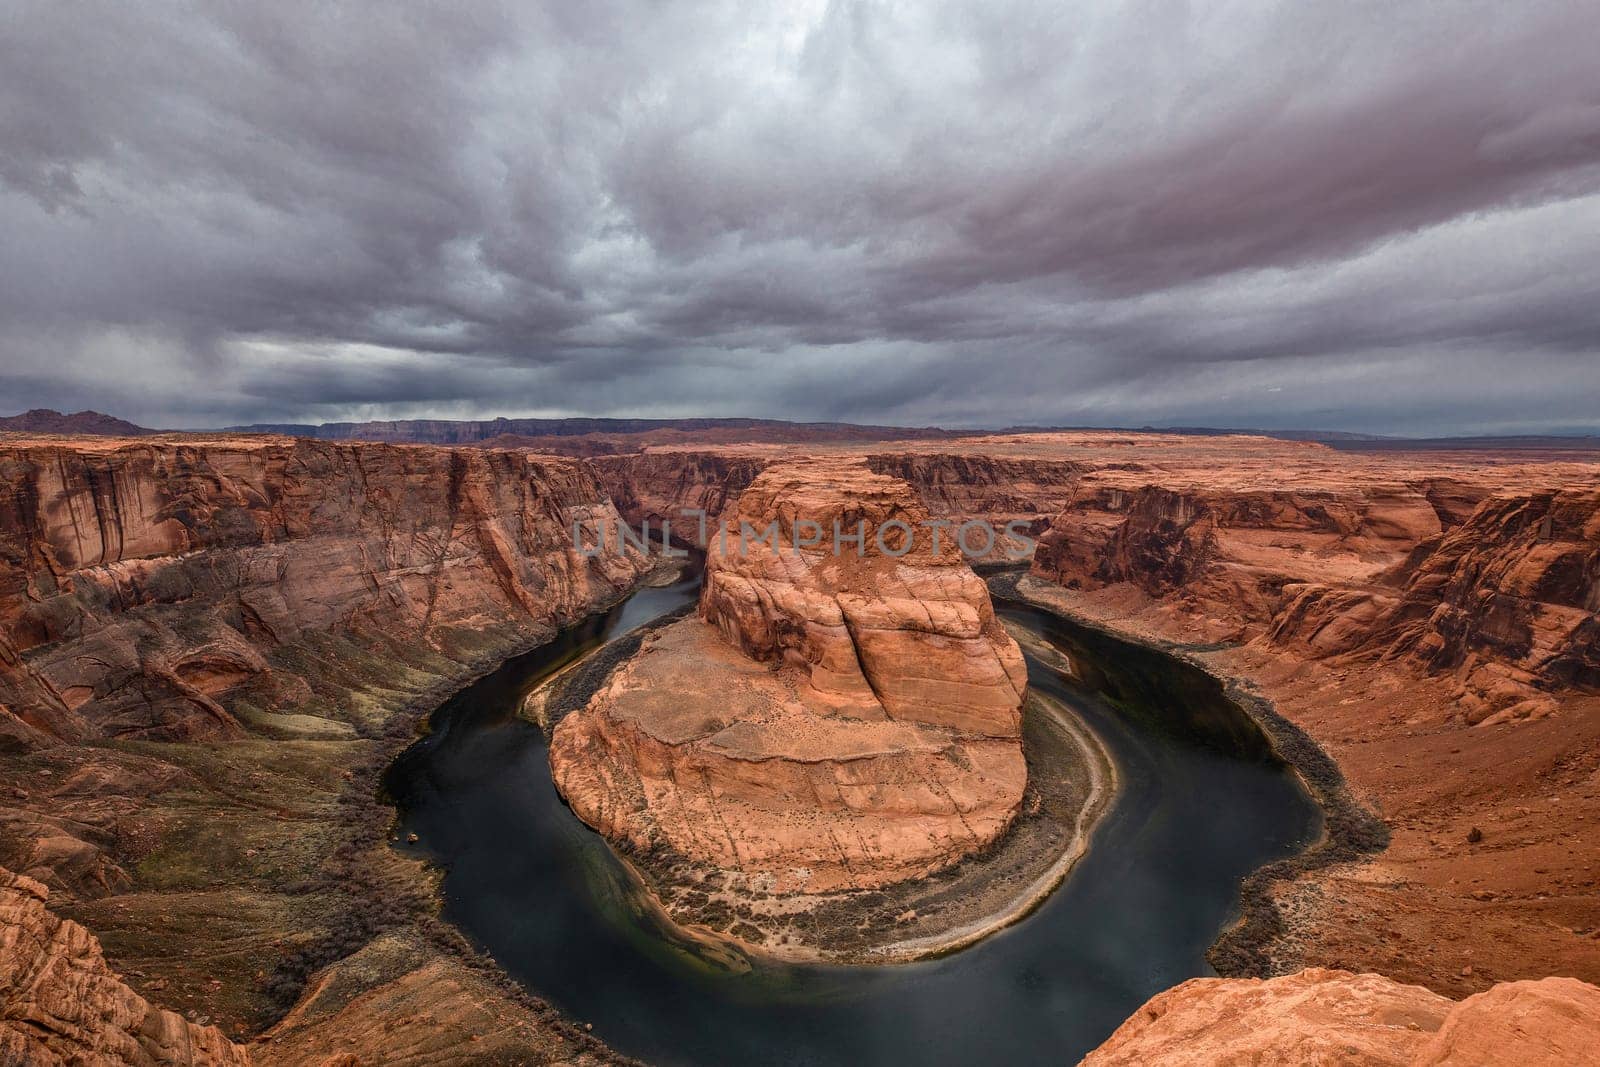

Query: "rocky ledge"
<box><xmin>0</xmin><ymin>864</ymin><xmax>249</xmax><ymax>1065</ymax></box>
<box><xmin>1033</xmin><ymin>479</ymin><xmax>1600</xmax><ymax>724</ymax></box>
<box><xmin>1084</xmin><ymin>966</ymin><xmax>1600</xmax><ymax>1066</ymax></box>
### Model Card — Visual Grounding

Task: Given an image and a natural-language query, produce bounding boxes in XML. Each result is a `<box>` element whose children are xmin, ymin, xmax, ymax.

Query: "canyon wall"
<box><xmin>0</xmin><ymin>434</ymin><xmax>656</xmax><ymax>1050</ymax></box>
<box><xmin>593</xmin><ymin>447</ymin><xmax>1083</xmax><ymax>559</ymax></box>
<box><xmin>1357</xmin><ymin>488</ymin><xmax>1599</xmax><ymax>721</ymax></box>
<box><xmin>864</xmin><ymin>451</ymin><xmax>1081</xmax><ymax>521</ymax></box>
<box><xmin>3</xmin><ymin>428</ymin><xmax>1596</xmax><ymax>1060</ymax></box>
<box><xmin>590</xmin><ymin>450</ymin><xmax>768</xmax><ymax>545</ymax></box>
<box><xmin>1032</xmin><ymin>481</ymin><xmax>1600</xmax><ymax>719</ymax></box>
<box><xmin>1032</xmin><ymin>483</ymin><xmax>1443</xmax><ymax>623</ymax></box>
<box><xmin>596</xmin><ymin>438</ymin><xmax>1597</xmax><ymax>723</ymax></box>
<box><xmin>0</xmin><ymin>437</ymin><xmax>651</xmax><ymax>750</ymax></box>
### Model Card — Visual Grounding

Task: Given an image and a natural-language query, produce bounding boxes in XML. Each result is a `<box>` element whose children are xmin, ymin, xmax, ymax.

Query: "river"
<box><xmin>382</xmin><ymin>574</ymin><xmax>1320</xmax><ymax>1065</ymax></box>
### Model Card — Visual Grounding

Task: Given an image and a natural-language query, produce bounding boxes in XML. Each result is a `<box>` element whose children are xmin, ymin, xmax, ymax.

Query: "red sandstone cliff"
<box><xmin>0</xmin><ymin>434</ymin><xmax>659</xmax><ymax>1055</ymax></box>
<box><xmin>863</xmin><ymin>452</ymin><xmax>1082</xmax><ymax>559</ymax></box>
<box><xmin>591</xmin><ymin>447</ymin><xmax>1083</xmax><ymax>560</ymax></box>
<box><xmin>590</xmin><ymin>450</ymin><xmax>768</xmax><ymax>546</ymax></box>
<box><xmin>1367</xmin><ymin>488</ymin><xmax>1599</xmax><ymax>721</ymax></box>
<box><xmin>0</xmin><ymin>437</ymin><xmax>651</xmax><ymax>751</ymax></box>
<box><xmin>4</xmin><ymin>428</ymin><xmax>1598</xmax><ymax>1062</ymax></box>
<box><xmin>1033</xmin><ymin>482</ymin><xmax>1599</xmax><ymax>719</ymax></box>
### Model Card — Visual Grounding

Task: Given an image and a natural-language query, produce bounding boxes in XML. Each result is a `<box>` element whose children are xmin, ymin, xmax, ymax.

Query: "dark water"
<box><xmin>383</xmin><ymin>579</ymin><xmax>1321</xmax><ymax>1065</ymax></box>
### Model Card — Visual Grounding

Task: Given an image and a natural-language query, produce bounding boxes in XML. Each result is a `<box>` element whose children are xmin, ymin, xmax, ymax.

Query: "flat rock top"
<box><xmin>602</xmin><ymin>618</ymin><xmax>958</xmax><ymax>762</ymax></box>
<box><xmin>633</xmin><ymin>431</ymin><xmax>1600</xmax><ymax>494</ymax></box>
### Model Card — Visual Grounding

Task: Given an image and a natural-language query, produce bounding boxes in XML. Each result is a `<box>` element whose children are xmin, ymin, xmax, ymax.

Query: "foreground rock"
<box><xmin>1083</xmin><ymin>966</ymin><xmax>1600</xmax><ymax>1066</ymax></box>
<box><xmin>552</xmin><ymin>458</ymin><xmax>1029</xmax><ymax>925</ymax></box>
<box><xmin>0</xmin><ymin>865</ymin><xmax>249</xmax><ymax>1065</ymax></box>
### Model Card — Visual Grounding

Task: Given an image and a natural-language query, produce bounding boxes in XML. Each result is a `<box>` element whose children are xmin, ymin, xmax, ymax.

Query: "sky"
<box><xmin>3</xmin><ymin>1</ymin><xmax>1599</xmax><ymax>434</ymax></box>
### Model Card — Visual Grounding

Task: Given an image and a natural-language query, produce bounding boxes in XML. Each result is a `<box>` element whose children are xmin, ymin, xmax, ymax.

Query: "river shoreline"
<box><xmin>265</xmin><ymin>579</ymin><xmax>665</xmax><ymax>1062</ymax></box>
<box><xmin>521</xmin><ymin>602</ymin><xmax>1121</xmax><ymax>965</ymax></box>
<box><xmin>988</xmin><ymin>571</ymin><xmax>1390</xmax><ymax>978</ymax></box>
<box><xmin>862</xmin><ymin>688</ymin><xmax>1117</xmax><ymax>962</ymax></box>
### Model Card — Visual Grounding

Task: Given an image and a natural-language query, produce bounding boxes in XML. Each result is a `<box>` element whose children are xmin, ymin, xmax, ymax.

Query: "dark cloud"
<box><xmin>1</xmin><ymin>0</ymin><xmax>1597</xmax><ymax>432</ymax></box>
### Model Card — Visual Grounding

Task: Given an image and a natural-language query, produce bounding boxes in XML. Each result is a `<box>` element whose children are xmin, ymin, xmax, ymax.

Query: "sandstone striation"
<box><xmin>4</xmin><ymin>425</ymin><xmax>1600</xmax><ymax>1062</ymax></box>
<box><xmin>864</xmin><ymin>452</ymin><xmax>1082</xmax><ymax>560</ymax></box>
<box><xmin>0</xmin><ymin>864</ymin><xmax>250</xmax><ymax>1065</ymax></box>
<box><xmin>591</xmin><ymin>449</ymin><xmax>768</xmax><ymax>546</ymax></box>
<box><xmin>1033</xmin><ymin>482</ymin><xmax>1445</xmax><ymax>635</ymax></box>
<box><xmin>1082</xmin><ymin>966</ymin><xmax>1600</xmax><ymax>1066</ymax></box>
<box><xmin>551</xmin><ymin>458</ymin><xmax>1028</xmax><ymax>901</ymax></box>
<box><xmin>1034</xmin><ymin>478</ymin><xmax>1599</xmax><ymax>720</ymax></box>
<box><xmin>574</xmin><ymin>430</ymin><xmax>1600</xmax><ymax>983</ymax></box>
<box><xmin>1365</xmin><ymin>487</ymin><xmax>1599</xmax><ymax>722</ymax></box>
<box><xmin>0</xmin><ymin>436</ymin><xmax>650</xmax><ymax>750</ymax></box>
<box><xmin>593</xmin><ymin>446</ymin><xmax>1083</xmax><ymax>559</ymax></box>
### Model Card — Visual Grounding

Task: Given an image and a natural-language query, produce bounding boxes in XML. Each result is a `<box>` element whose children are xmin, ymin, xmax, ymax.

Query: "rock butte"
<box><xmin>551</xmin><ymin>458</ymin><xmax>1028</xmax><ymax>896</ymax></box>
<box><xmin>2</xmin><ymin>426</ymin><xmax>1599</xmax><ymax>1063</ymax></box>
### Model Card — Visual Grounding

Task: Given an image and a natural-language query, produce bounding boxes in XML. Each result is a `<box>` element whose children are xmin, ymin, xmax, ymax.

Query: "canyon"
<box><xmin>2</xmin><ymin>425</ymin><xmax>1599</xmax><ymax>1063</ymax></box>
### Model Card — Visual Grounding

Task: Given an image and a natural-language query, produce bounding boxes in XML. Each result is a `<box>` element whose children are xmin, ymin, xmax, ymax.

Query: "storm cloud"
<box><xmin>3</xmin><ymin>0</ymin><xmax>1599</xmax><ymax>432</ymax></box>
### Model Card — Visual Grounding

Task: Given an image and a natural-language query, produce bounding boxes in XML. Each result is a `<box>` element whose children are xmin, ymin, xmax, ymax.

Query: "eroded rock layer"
<box><xmin>3</xmin><ymin>426</ymin><xmax>1599</xmax><ymax>1061</ymax></box>
<box><xmin>1082</xmin><ymin>966</ymin><xmax>1600</xmax><ymax>1066</ymax></box>
<box><xmin>590</xmin><ymin>450</ymin><xmax>767</xmax><ymax>546</ymax></box>
<box><xmin>593</xmin><ymin>446</ymin><xmax>1084</xmax><ymax>559</ymax></box>
<box><xmin>0</xmin><ymin>433</ymin><xmax>654</xmax><ymax>1048</ymax></box>
<box><xmin>1362</xmin><ymin>488</ymin><xmax>1600</xmax><ymax>722</ymax></box>
<box><xmin>551</xmin><ymin>458</ymin><xmax>1027</xmax><ymax>895</ymax></box>
<box><xmin>1034</xmin><ymin>480</ymin><xmax>1600</xmax><ymax>721</ymax></box>
<box><xmin>0</xmin><ymin>436</ymin><xmax>649</xmax><ymax>750</ymax></box>
<box><xmin>0</xmin><ymin>864</ymin><xmax>250</xmax><ymax>1065</ymax></box>
<box><xmin>581</xmin><ymin>431</ymin><xmax>1600</xmax><ymax>995</ymax></box>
